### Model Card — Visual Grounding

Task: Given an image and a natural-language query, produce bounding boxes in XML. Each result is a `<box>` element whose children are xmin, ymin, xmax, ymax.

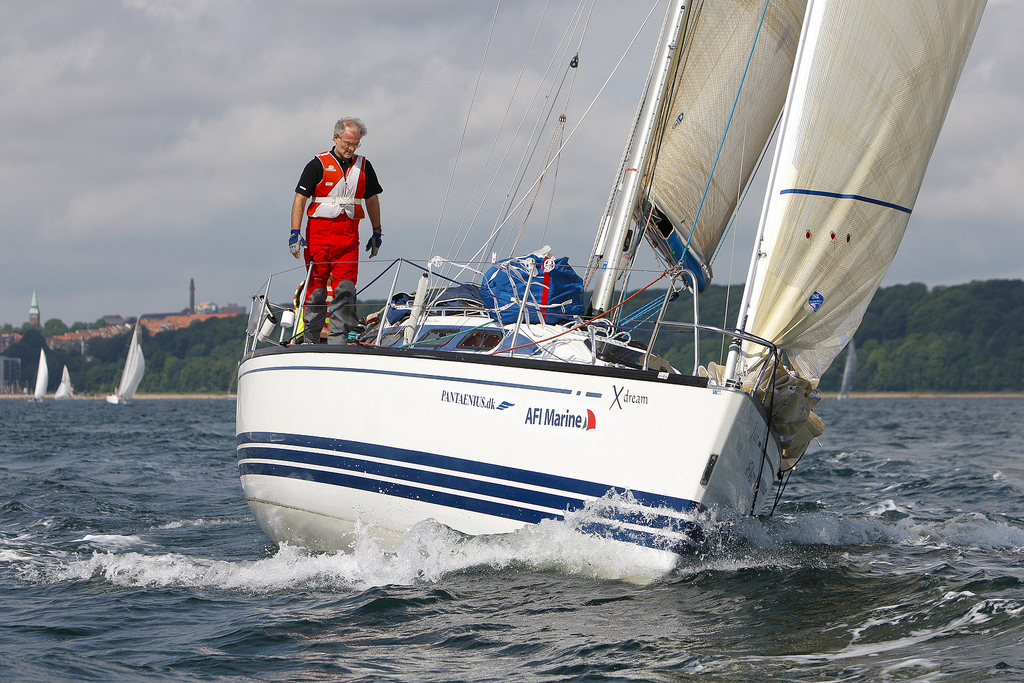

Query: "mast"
<box><xmin>589</xmin><ymin>0</ymin><xmax>688</xmax><ymax>315</ymax></box>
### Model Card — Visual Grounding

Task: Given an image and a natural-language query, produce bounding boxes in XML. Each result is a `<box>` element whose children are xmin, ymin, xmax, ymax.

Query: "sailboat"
<box><xmin>31</xmin><ymin>348</ymin><xmax>48</xmax><ymax>401</ymax></box>
<box><xmin>54</xmin><ymin>365</ymin><xmax>74</xmax><ymax>400</ymax></box>
<box><xmin>838</xmin><ymin>340</ymin><xmax>856</xmax><ymax>400</ymax></box>
<box><xmin>106</xmin><ymin>322</ymin><xmax>145</xmax><ymax>405</ymax></box>
<box><xmin>236</xmin><ymin>0</ymin><xmax>986</xmax><ymax>561</ymax></box>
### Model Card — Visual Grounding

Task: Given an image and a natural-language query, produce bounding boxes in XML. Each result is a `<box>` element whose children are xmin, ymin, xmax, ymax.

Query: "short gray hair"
<box><xmin>334</xmin><ymin>117</ymin><xmax>367</xmax><ymax>138</ymax></box>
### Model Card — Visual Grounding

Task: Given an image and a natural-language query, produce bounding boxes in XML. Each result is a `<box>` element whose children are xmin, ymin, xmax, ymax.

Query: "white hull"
<box><xmin>105</xmin><ymin>394</ymin><xmax>125</xmax><ymax>405</ymax></box>
<box><xmin>236</xmin><ymin>345</ymin><xmax>781</xmax><ymax>557</ymax></box>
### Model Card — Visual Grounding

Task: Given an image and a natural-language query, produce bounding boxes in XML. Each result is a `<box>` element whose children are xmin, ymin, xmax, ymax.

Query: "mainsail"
<box><xmin>33</xmin><ymin>348</ymin><xmax>48</xmax><ymax>400</ymax></box>
<box><xmin>588</xmin><ymin>0</ymin><xmax>806</xmax><ymax>308</ymax></box>
<box><xmin>738</xmin><ymin>0</ymin><xmax>986</xmax><ymax>380</ymax></box>
<box><xmin>646</xmin><ymin>0</ymin><xmax>807</xmax><ymax>289</ymax></box>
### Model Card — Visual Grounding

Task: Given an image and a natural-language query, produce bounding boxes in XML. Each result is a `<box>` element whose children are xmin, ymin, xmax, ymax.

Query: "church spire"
<box><xmin>29</xmin><ymin>290</ymin><xmax>40</xmax><ymax>327</ymax></box>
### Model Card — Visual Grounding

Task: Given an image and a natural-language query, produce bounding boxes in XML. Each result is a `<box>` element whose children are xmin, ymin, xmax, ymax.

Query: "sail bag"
<box><xmin>482</xmin><ymin>255</ymin><xmax>584</xmax><ymax>325</ymax></box>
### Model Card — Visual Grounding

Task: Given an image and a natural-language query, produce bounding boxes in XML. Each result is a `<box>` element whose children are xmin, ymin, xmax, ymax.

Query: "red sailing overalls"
<box><xmin>304</xmin><ymin>151</ymin><xmax>367</xmax><ymax>297</ymax></box>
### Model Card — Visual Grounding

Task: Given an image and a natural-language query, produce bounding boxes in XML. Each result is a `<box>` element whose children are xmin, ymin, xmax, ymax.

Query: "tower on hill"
<box><xmin>190</xmin><ymin>278</ymin><xmax>195</xmax><ymax>315</ymax></box>
<box><xmin>28</xmin><ymin>290</ymin><xmax>40</xmax><ymax>327</ymax></box>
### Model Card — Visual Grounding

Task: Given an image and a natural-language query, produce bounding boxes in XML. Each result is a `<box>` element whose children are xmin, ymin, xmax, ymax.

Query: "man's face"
<box><xmin>333</xmin><ymin>130</ymin><xmax>361</xmax><ymax>160</ymax></box>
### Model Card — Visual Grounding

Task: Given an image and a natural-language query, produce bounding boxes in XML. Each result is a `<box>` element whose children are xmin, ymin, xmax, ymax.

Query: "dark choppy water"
<box><xmin>2</xmin><ymin>397</ymin><xmax>1023</xmax><ymax>681</ymax></box>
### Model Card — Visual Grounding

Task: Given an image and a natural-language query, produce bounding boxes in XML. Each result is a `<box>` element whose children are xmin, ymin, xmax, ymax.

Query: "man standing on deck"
<box><xmin>290</xmin><ymin>117</ymin><xmax>383</xmax><ymax>343</ymax></box>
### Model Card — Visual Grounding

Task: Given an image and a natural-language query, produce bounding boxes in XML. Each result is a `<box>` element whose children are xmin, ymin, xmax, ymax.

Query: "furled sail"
<box><xmin>33</xmin><ymin>348</ymin><xmax>48</xmax><ymax>400</ymax></box>
<box><xmin>740</xmin><ymin>0</ymin><xmax>986</xmax><ymax>380</ymax></box>
<box><xmin>645</xmin><ymin>0</ymin><xmax>807</xmax><ymax>291</ymax></box>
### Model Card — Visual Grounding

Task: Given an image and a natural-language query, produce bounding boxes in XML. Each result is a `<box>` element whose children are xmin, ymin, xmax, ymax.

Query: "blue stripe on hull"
<box><xmin>240</xmin><ymin>461</ymin><xmax>556</xmax><ymax>525</ymax></box>
<box><xmin>238</xmin><ymin>445</ymin><xmax>584</xmax><ymax>511</ymax></box>
<box><xmin>237</xmin><ymin>430</ymin><xmax>707</xmax><ymax>554</ymax></box>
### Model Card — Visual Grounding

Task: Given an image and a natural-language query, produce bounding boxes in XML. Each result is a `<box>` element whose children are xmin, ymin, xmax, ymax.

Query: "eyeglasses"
<box><xmin>335</xmin><ymin>137</ymin><xmax>361</xmax><ymax>149</ymax></box>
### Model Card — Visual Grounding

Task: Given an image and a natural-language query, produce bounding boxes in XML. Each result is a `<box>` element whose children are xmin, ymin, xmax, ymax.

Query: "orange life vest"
<box><xmin>307</xmin><ymin>152</ymin><xmax>366</xmax><ymax>220</ymax></box>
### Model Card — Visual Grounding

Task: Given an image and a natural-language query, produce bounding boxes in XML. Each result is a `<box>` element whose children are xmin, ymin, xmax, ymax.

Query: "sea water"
<box><xmin>1</xmin><ymin>397</ymin><xmax>1022</xmax><ymax>681</ymax></box>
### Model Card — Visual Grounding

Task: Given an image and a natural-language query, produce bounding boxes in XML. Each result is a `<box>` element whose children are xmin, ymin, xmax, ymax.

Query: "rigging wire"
<box><xmin>462</xmin><ymin>1</ymin><xmax>664</xmax><ymax>271</ymax></box>
<box><xmin>443</xmin><ymin>0</ymin><xmax>554</xmax><ymax>267</ymax></box>
<box><xmin>490</xmin><ymin>2</ymin><xmax>592</xmax><ymax>260</ymax></box>
<box><xmin>429</xmin><ymin>1</ymin><xmax>503</xmax><ymax>259</ymax></box>
<box><xmin>448</xmin><ymin>0</ymin><xmax>590</xmax><ymax>272</ymax></box>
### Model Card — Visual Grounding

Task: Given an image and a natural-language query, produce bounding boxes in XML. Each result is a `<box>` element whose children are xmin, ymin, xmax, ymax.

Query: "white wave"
<box><xmin>153</xmin><ymin>518</ymin><xmax>239</xmax><ymax>530</ymax></box>
<box><xmin>35</xmin><ymin>515</ymin><xmax>678</xmax><ymax>591</ymax></box>
<box><xmin>864</xmin><ymin>498</ymin><xmax>914</xmax><ymax>517</ymax></box>
<box><xmin>78</xmin><ymin>534</ymin><xmax>145</xmax><ymax>549</ymax></box>
<box><xmin>896</xmin><ymin>513</ymin><xmax>1024</xmax><ymax>551</ymax></box>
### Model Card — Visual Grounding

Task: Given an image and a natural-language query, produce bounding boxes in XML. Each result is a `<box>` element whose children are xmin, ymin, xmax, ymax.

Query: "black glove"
<box><xmin>365</xmin><ymin>229</ymin><xmax>382</xmax><ymax>257</ymax></box>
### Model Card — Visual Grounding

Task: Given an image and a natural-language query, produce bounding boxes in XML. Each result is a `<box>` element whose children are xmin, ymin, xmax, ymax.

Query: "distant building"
<box><xmin>1</xmin><ymin>355</ymin><xmax>21</xmax><ymax>394</ymax></box>
<box><xmin>28</xmin><ymin>291</ymin><xmax>40</xmax><ymax>327</ymax></box>
<box><xmin>101</xmin><ymin>315</ymin><xmax>126</xmax><ymax>327</ymax></box>
<box><xmin>195</xmin><ymin>301</ymin><xmax>219</xmax><ymax>314</ymax></box>
<box><xmin>0</xmin><ymin>333</ymin><xmax>22</xmax><ymax>354</ymax></box>
<box><xmin>220</xmin><ymin>303</ymin><xmax>246</xmax><ymax>315</ymax></box>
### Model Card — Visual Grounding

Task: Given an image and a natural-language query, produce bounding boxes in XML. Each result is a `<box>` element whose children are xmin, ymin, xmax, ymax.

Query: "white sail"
<box><xmin>33</xmin><ymin>348</ymin><xmax>48</xmax><ymax>400</ymax></box>
<box><xmin>109</xmin><ymin>322</ymin><xmax>145</xmax><ymax>403</ymax></box>
<box><xmin>739</xmin><ymin>0</ymin><xmax>986</xmax><ymax>380</ymax></box>
<box><xmin>838</xmin><ymin>339</ymin><xmax>856</xmax><ymax>399</ymax></box>
<box><xmin>646</xmin><ymin>0</ymin><xmax>807</xmax><ymax>288</ymax></box>
<box><xmin>54</xmin><ymin>365</ymin><xmax>74</xmax><ymax>400</ymax></box>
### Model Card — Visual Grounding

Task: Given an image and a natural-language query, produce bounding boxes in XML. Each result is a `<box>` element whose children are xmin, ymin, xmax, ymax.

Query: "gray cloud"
<box><xmin>1</xmin><ymin>0</ymin><xmax>1020</xmax><ymax>326</ymax></box>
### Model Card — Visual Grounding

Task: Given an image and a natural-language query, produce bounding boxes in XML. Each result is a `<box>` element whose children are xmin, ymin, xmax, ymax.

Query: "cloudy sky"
<box><xmin>1</xmin><ymin>0</ymin><xmax>1020</xmax><ymax>327</ymax></box>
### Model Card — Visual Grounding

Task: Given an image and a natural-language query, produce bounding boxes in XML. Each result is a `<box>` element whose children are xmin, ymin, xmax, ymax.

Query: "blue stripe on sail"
<box><xmin>237</xmin><ymin>431</ymin><xmax>704</xmax><ymax>514</ymax></box>
<box><xmin>238</xmin><ymin>444</ymin><xmax>583</xmax><ymax>512</ymax></box>
<box><xmin>780</xmin><ymin>188</ymin><xmax>912</xmax><ymax>214</ymax></box>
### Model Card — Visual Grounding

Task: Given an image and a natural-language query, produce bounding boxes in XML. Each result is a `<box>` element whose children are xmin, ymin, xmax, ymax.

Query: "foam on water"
<box><xmin>9</xmin><ymin>513</ymin><xmax>677</xmax><ymax>592</ymax></box>
<box><xmin>7</xmin><ymin>503</ymin><xmax>1018</xmax><ymax>597</ymax></box>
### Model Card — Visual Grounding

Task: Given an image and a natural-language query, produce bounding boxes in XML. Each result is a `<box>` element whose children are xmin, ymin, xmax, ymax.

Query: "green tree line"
<box><xmin>5</xmin><ymin>315</ymin><xmax>247</xmax><ymax>396</ymax></box>
<box><xmin>621</xmin><ymin>278</ymin><xmax>1024</xmax><ymax>393</ymax></box>
<box><xmin>4</xmin><ymin>279</ymin><xmax>1023</xmax><ymax>395</ymax></box>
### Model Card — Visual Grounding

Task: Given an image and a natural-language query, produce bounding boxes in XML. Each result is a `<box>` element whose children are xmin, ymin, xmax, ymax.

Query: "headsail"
<box><xmin>646</xmin><ymin>0</ymin><xmax>807</xmax><ymax>291</ymax></box>
<box><xmin>115</xmin><ymin>322</ymin><xmax>146</xmax><ymax>401</ymax></box>
<box><xmin>737</xmin><ymin>0</ymin><xmax>986</xmax><ymax>380</ymax></box>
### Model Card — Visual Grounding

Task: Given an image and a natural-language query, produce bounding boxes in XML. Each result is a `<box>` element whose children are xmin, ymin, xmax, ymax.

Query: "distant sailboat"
<box><xmin>54</xmin><ymin>365</ymin><xmax>74</xmax><ymax>400</ymax></box>
<box><xmin>31</xmin><ymin>348</ymin><xmax>48</xmax><ymax>401</ymax></box>
<box><xmin>106</xmin><ymin>322</ymin><xmax>145</xmax><ymax>405</ymax></box>
<box><xmin>838</xmin><ymin>340</ymin><xmax>856</xmax><ymax>400</ymax></box>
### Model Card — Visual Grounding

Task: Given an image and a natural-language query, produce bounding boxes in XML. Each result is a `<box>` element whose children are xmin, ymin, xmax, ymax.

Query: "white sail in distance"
<box><xmin>33</xmin><ymin>348</ymin><xmax>48</xmax><ymax>400</ymax></box>
<box><xmin>116</xmin><ymin>322</ymin><xmax>146</xmax><ymax>401</ymax></box>
<box><xmin>838</xmin><ymin>339</ymin><xmax>856</xmax><ymax>399</ymax></box>
<box><xmin>645</xmin><ymin>0</ymin><xmax>807</xmax><ymax>288</ymax></box>
<box><xmin>54</xmin><ymin>365</ymin><xmax>74</xmax><ymax>399</ymax></box>
<box><xmin>739</xmin><ymin>0</ymin><xmax>986</xmax><ymax>379</ymax></box>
